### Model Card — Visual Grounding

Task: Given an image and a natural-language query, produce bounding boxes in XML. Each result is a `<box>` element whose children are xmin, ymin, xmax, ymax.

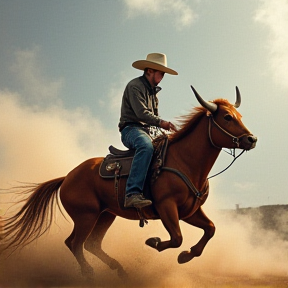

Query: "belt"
<box><xmin>119</xmin><ymin>122</ymin><xmax>149</xmax><ymax>132</ymax></box>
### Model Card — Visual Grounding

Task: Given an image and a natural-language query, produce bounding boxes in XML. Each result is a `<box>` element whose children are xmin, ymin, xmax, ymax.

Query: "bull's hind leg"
<box><xmin>65</xmin><ymin>229</ymin><xmax>75</xmax><ymax>252</ymax></box>
<box><xmin>178</xmin><ymin>207</ymin><xmax>215</xmax><ymax>264</ymax></box>
<box><xmin>68</xmin><ymin>212</ymin><xmax>99</xmax><ymax>278</ymax></box>
<box><xmin>84</xmin><ymin>211</ymin><xmax>127</xmax><ymax>278</ymax></box>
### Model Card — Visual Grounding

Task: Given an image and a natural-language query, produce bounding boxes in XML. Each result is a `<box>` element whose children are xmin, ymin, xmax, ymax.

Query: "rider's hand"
<box><xmin>160</xmin><ymin>120</ymin><xmax>177</xmax><ymax>132</ymax></box>
<box><xmin>169</xmin><ymin>122</ymin><xmax>177</xmax><ymax>132</ymax></box>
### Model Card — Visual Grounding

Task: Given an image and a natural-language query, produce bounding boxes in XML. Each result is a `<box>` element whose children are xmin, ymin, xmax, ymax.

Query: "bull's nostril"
<box><xmin>248</xmin><ymin>136</ymin><xmax>257</xmax><ymax>143</ymax></box>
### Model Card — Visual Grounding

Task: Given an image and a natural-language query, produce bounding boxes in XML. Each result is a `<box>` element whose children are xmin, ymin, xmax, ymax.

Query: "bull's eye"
<box><xmin>224</xmin><ymin>114</ymin><xmax>233</xmax><ymax>121</ymax></box>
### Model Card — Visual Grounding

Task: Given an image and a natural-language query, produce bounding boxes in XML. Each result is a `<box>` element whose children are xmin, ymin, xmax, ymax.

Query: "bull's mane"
<box><xmin>168</xmin><ymin>98</ymin><xmax>236</xmax><ymax>143</ymax></box>
<box><xmin>168</xmin><ymin>106</ymin><xmax>206</xmax><ymax>143</ymax></box>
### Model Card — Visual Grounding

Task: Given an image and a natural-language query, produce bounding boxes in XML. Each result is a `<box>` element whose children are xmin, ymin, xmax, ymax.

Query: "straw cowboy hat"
<box><xmin>132</xmin><ymin>53</ymin><xmax>178</xmax><ymax>75</ymax></box>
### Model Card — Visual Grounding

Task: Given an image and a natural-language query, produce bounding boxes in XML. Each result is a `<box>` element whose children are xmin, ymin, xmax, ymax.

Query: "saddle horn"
<box><xmin>190</xmin><ymin>85</ymin><xmax>218</xmax><ymax>113</ymax></box>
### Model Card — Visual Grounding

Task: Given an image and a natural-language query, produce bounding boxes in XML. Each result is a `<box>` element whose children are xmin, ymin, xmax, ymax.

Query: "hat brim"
<box><xmin>132</xmin><ymin>60</ymin><xmax>178</xmax><ymax>75</ymax></box>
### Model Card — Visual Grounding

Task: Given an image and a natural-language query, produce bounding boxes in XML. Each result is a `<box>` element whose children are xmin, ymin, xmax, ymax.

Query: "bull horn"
<box><xmin>190</xmin><ymin>85</ymin><xmax>217</xmax><ymax>113</ymax></box>
<box><xmin>235</xmin><ymin>86</ymin><xmax>241</xmax><ymax>108</ymax></box>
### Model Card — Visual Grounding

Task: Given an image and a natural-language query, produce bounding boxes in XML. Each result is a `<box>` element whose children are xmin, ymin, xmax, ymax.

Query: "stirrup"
<box><xmin>136</xmin><ymin>208</ymin><xmax>148</xmax><ymax>227</ymax></box>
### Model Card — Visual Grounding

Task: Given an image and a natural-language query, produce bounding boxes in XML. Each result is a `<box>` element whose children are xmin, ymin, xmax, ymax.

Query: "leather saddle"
<box><xmin>99</xmin><ymin>146</ymin><xmax>135</xmax><ymax>178</ymax></box>
<box><xmin>99</xmin><ymin>135</ymin><xmax>168</xmax><ymax>180</ymax></box>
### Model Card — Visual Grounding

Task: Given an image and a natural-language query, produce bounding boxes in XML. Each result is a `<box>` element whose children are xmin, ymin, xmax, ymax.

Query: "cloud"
<box><xmin>254</xmin><ymin>0</ymin><xmax>288</xmax><ymax>89</ymax></box>
<box><xmin>0</xmin><ymin>92</ymin><xmax>115</xmax><ymax>183</ymax></box>
<box><xmin>10</xmin><ymin>47</ymin><xmax>64</xmax><ymax>105</ymax></box>
<box><xmin>0</xmin><ymin>48</ymin><xmax>122</xmax><ymax>188</ymax></box>
<box><xmin>106</xmin><ymin>71</ymin><xmax>132</xmax><ymax>114</ymax></box>
<box><xmin>123</xmin><ymin>0</ymin><xmax>197</xmax><ymax>29</ymax></box>
<box><xmin>233</xmin><ymin>181</ymin><xmax>258</xmax><ymax>191</ymax></box>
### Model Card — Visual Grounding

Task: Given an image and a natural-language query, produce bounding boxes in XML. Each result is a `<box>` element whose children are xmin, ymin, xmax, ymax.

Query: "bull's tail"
<box><xmin>1</xmin><ymin>177</ymin><xmax>65</xmax><ymax>253</ymax></box>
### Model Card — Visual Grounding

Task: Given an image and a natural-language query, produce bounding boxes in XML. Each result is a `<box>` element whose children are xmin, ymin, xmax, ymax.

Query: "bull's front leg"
<box><xmin>178</xmin><ymin>207</ymin><xmax>215</xmax><ymax>264</ymax></box>
<box><xmin>145</xmin><ymin>201</ymin><xmax>183</xmax><ymax>252</ymax></box>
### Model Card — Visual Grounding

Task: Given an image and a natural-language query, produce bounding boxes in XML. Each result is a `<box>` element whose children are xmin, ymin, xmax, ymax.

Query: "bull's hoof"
<box><xmin>145</xmin><ymin>237</ymin><xmax>161</xmax><ymax>250</ymax></box>
<box><xmin>117</xmin><ymin>267</ymin><xmax>129</xmax><ymax>280</ymax></box>
<box><xmin>108</xmin><ymin>259</ymin><xmax>122</xmax><ymax>270</ymax></box>
<box><xmin>177</xmin><ymin>251</ymin><xmax>194</xmax><ymax>264</ymax></box>
<box><xmin>81</xmin><ymin>265</ymin><xmax>95</xmax><ymax>280</ymax></box>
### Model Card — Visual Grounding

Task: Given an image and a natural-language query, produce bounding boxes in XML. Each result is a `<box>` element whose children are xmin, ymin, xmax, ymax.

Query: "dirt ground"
<box><xmin>1</xmin><ymin>219</ymin><xmax>287</xmax><ymax>287</ymax></box>
<box><xmin>1</xmin><ymin>261</ymin><xmax>288</xmax><ymax>288</ymax></box>
<box><xmin>1</xmin><ymin>252</ymin><xmax>288</xmax><ymax>288</ymax></box>
<box><xmin>1</xmin><ymin>206</ymin><xmax>288</xmax><ymax>288</ymax></box>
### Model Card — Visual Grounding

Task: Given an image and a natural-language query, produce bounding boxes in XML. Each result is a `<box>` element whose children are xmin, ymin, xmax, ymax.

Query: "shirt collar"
<box><xmin>140</xmin><ymin>75</ymin><xmax>162</xmax><ymax>95</ymax></box>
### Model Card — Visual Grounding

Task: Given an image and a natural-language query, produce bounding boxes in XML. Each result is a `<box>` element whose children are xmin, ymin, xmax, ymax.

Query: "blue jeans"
<box><xmin>121</xmin><ymin>126</ymin><xmax>154</xmax><ymax>197</ymax></box>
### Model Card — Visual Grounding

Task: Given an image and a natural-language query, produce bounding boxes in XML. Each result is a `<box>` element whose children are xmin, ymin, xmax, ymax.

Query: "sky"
<box><xmin>0</xmin><ymin>0</ymin><xmax>288</xmax><ymax>210</ymax></box>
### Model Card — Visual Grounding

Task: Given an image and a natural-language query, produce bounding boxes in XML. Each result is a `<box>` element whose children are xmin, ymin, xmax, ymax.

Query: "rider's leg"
<box><xmin>121</xmin><ymin>126</ymin><xmax>153</xmax><ymax>208</ymax></box>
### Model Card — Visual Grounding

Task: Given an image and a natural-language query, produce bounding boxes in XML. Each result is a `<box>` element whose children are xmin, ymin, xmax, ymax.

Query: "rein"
<box><xmin>155</xmin><ymin>115</ymin><xmax>248</xmax><ymax>184</ymax></box>
<box><xmin>207</xmin><ymin>115</ymin><xmax>247</xmax><ymax>179</ymax></box>
<box><xmin>207</xmin><ymin>149</ymin><xmax>245</xmax><ymax>179</ymax></box>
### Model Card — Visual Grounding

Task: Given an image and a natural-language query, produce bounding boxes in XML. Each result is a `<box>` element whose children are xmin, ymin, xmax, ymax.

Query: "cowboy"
<box><xmin>118</xmin><ymin>53</ymin><xmax>178</xmax><ymax>208</ymax></box>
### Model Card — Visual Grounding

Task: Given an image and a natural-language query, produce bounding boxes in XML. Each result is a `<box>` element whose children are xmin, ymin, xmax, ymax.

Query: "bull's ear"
<box><xmin>235</xmin><ymin>86</ymin><xmax>241</xmax><ymax>108</ymax></box>
<box><xmin>190</xmin><ymin>85</ymin><xmax>217</xmax><ymax>113</ymax></box>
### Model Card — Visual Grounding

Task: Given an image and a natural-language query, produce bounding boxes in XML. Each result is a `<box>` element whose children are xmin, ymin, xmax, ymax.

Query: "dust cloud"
<box><xmin>0</xmin><ymin>91</ymin><xmax>123</xmax><ymax>187</ymax></box>
<box><xmin>1</xmin><ymin>204</ymin><xmax>288</xmax><ymax>288</ymax></box>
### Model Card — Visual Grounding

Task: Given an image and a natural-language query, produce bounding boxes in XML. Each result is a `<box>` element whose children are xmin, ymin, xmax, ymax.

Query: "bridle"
<box><xmin>207</xmin><ymin>115</ymin><xmax>248</xmax><ymax>179</ymax></box>
<box><xmin>208</xmin><ymin>115</ymin><xmax>249</xmax><ymax>149</ymax></box>
<box><xmin>153</xmin><ymin>114</ymin><xmax>250</xmax><ymax>180</ymax></box>
<box><xmin>189</xmin><ymin>85</ymin><xmax>254</xmax><ymax>179</ymax></box>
